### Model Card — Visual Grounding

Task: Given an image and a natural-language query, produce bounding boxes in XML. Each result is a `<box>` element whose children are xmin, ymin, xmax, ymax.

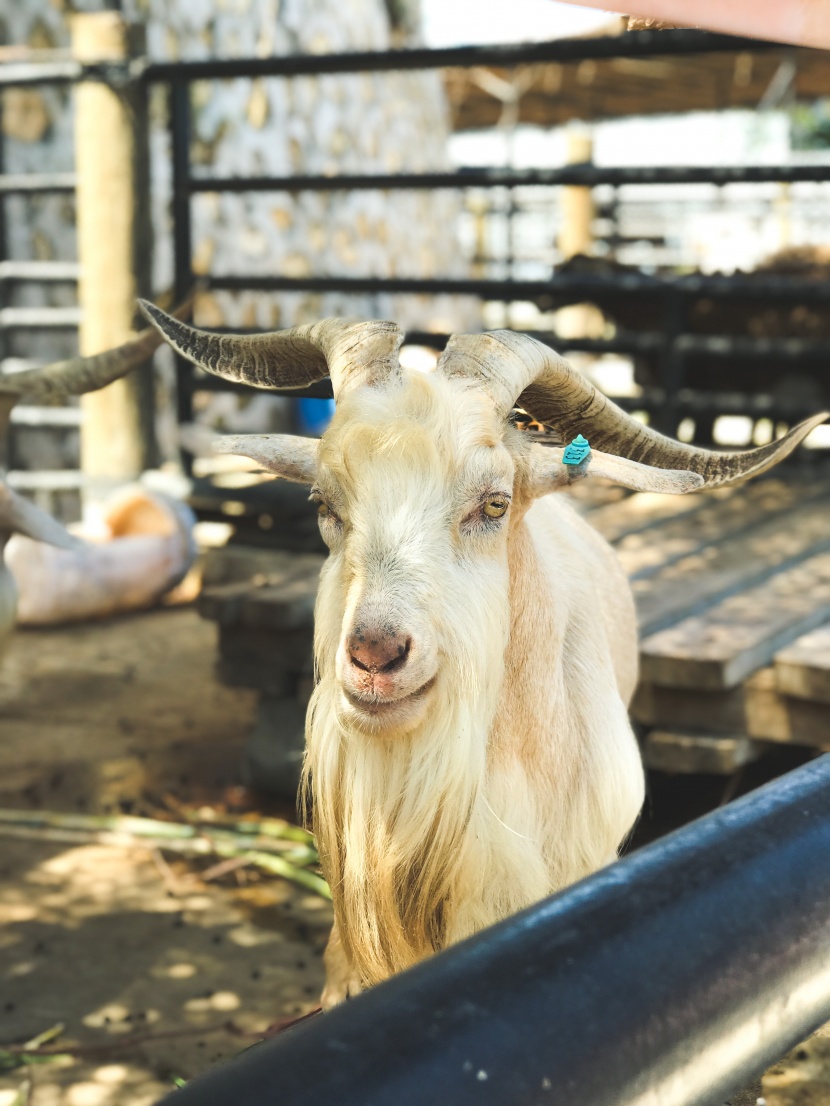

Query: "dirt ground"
<box><xmin>0</xmin><ymin>607</ymin><xmax>330</xmax><ymax>1105</ymax></box>
<box><xmin>0</xmin><ymin>605</ymin><xmax>826</xmax><ymax>1106</ymax></box>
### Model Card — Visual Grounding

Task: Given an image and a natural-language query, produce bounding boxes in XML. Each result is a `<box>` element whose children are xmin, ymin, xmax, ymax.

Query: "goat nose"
<box><xmin>348</xmin><ymin>630</ymin><xmax>411</xmax><ymax>674</ymax></box>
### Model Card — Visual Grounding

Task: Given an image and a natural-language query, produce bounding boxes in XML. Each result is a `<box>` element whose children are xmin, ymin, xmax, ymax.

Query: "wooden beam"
<box><xmin>635</xmin><ymin>496</ymin><xmax>830</xmax><ymax>637</ymax></box>
<box><xmin>634</xmin><ymin>669</ymin><xmax>830</xmax><ymax>749</ymax></box>
<box><xmin>775</xmin><ymin>624</ymin><xmax>830</xmax><ymax>706</ymax></box>
<box><xmin>642</xmin><ymin>730</ymin><xmax>762</xmax><ymax>775</ymax></box>
<box><xmin>640</xmin><ymin>550</ymin><xmax>830</xmax><ymax>690</ymax></box>
<box><xmin>72</xmin><ymin>12</ymin><xmax>156</xmax><ymax>491</ymax></box>
<box><xmin>744</xmin><ymin>669</ymin><xmax>830</xmax><ymax>748</ymax></box>
<box><xmin>618</xmin><ymin>478</ymin><xmax>825</xmax><ymax>582</ymax></box>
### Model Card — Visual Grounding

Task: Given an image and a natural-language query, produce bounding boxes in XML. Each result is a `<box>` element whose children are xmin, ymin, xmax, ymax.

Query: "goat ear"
<box><xmin>0</xmin><ymin>482</ymin><xmax>80</xmax><ymax>548</ymax></box>
<box><xmin>214</xmin><ymin>434</ymin><xmax>319</xmax><ymax>484</ymax></box>
<box><xmin>528</xmin><ymin>443</ymin><xmax>704</xmax><ymax>496</ymax></box>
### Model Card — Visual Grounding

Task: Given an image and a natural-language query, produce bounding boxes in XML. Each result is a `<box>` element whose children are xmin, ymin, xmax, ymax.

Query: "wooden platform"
<box><xmin>199</xmin><ymin>467</ymin><xmax>830</xmax><ymax>784</ymax></box>
<box><xmin>580</xmin><ymin>470</ymin><xmax>830</xmax><ymax>772</ymax></box>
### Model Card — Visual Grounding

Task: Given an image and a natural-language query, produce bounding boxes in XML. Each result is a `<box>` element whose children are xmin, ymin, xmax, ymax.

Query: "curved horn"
<box><xmin>438</xmin><ymin>331</ymin><xmax>828</xmax><ymax>488</ymax></box>
<box><xmin>0</xmin><ymin>480</ymin><xmax>80</xmax><ymax>550</ymax></box>
<box><xmin>137</xmin><ymin>302</ymin><xmax>403</xmax><ymax>399</ymax></box>
<box><xmin>0</xmin><ymin>294</ymin><xmax>196</xmax><ymax>403</ymax></box>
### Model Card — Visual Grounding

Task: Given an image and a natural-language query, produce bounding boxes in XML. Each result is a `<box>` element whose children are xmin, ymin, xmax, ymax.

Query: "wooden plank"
<box><xmin>634</xmin><ymin>669</ymin><xmax>830</xmax><ymax>749</ymax></box>
<box><xmin>632</xmin><ymin>680</ymin><xmax>747</xmax><ymax>733</ymax></box>
<box><xmin>588</xmin><ymin>473</ymin><xmax>826</xmax><ymax>550</ymax></box>
<box><xmin>640</xmin><ymin>551</ymin><xmax>830</xmax><ymax>690</ymax></box>
<box><xmin>202</xmin><ymin>545</ymin><xmax>324</xmax><ymax>588</ymax></box>
<box><xmin>635</xmin><ymin>497</ymin><xmax>830</xmax><ymax>637</ymax></box>
<box><xmin>744</xmin><ymin>668</ymin><xmax>830</xmax><ymax>748</ymax></box>
<box><xmin>217</xmin><ymin>624</ymin><xmax>314</xmax><ymax>695</ymax></box>
<box><xmin>200</xmin><ymin>568</ymin><xmax>320</xmax><ymax>630</ymax></box>
<box><xmin>643</xmin><ymin>730</ymin><xmax>762</xmax><ymax>775</ymax></box>
<box><xmin>239</xmin><ymin>574</ymin><xmax>319</xmax><ymax>631</ymax></box>
<box><xmin>774</xmin><ymin>623</ymin><xmax>830</xmax><ymax>705</ymax></box>
<box><xmin>585</xmin><ymin>483</ymin><xmax>719</xmax><ymax>544</ymax></box>
<box><xmin>617</xmin><ymin>478</ymin><xmax>829</xmax><ymax>581</ymax></box>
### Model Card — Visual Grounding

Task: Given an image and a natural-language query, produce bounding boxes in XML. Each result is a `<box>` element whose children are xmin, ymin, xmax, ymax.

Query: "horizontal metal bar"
<box><xmin>159</xmin><ymin>756</ymin><xmax>830</xmax><ymax>1106</ymax></box>
<box><xmin>0</xmin><ymin>173</ymin><xmax>76</xmax><ymax>195</ymax></box>
<box><xmin>189</xmin><ymin>375</ymin><xmax>824</xmax><ymax>422</ymax></box>
<box><xmin>0</xmin><ymin>261</ymin><xmax>79</xmax><ymax>282</ymax></box>
<box><xmin>192</xmin><ymin>327</ymin><xmax>830</xmax><ymax>367</ymax></box>
<box><xmin>615</xmin><ymin>389</ymin><xmax>824</xmax><ymax>420</ymax></box>
<box><xmin>143</xmin><ymin>29</ymin><xmax>777</xmax><ymax>83</ymax></box>
<box><xmin>5</xmin><ymin>469</ymin><xmax>83</xmax><ymax>491</ymax></box>
<box><xmin>0</xmin><ymin>306</ymin><xmax>81</xmax><ymax>329</ymax></box>
<box><xmin>405</xmin><ymin>330</ymin><xmax>830</xmax><ymax>361</ymax></box>
<box><xmin>190</xmin><ymin>163</ymin><xmax>830</xmax><ymax>193</ymax></box>
<box><xmin>675</xmin><ymin>333</ymin><xmax>830</xmax><ymax>360</ymax></box>
<box><xmin>1</xmin><ymin>358</ymin><xmax>45</xmax><ymax>376</ymax></box>
<box><xmin>0</xmin><ymin>30</ymin><xmax>792</xmax><ymax>91</ymax></box>
<box><xmin>10</xmin><ymin>405</ymin><xmax>82</xmax><ymax>428</ymax></box>
<box><xmin>0</xmin><ymin>59</ymin><xmax>82</xmax><ymax>87</ymax></box>
<box><xmin>206</xmin><ymin>272</ymin><xmax>830</xmax><ymax>302</ymax></box>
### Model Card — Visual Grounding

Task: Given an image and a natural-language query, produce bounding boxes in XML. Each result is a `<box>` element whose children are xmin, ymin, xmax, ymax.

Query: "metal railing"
<box><xmin>157</xmin><ymin>755</ymin><xmax>830</xmax><ymax>1106</ymax></box>
<box><xmin>2</xmin><ymin>27</ymin><xmax>830</xmax><ymax>459</ymax></box>
<box><xmin>144</xmin><ymin>30</ymin><xmax>830</xmax><ymax>444</ymax></box>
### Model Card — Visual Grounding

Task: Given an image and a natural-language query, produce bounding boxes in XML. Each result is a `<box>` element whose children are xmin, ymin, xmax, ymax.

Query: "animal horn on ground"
<box><xmin>137</xmin><ymin>301</ymin><xmax>403</xmax><ymax>399</ymax></box>
<box><xmin>437</xmin><ymin>330</ymin><xmax>828</xmax><ymax>488</ymax></box>
<box><xmin>0</xmin><ymin>293</ymin><xmax>197</xmax><ymax>405</ymax></box>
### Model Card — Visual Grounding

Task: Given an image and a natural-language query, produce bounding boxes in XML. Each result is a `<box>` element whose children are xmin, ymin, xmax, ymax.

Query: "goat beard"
<box><xmin>303</xmin><ymin>638</ymin><xmax>503</xmax><ymax>988</ymax></box>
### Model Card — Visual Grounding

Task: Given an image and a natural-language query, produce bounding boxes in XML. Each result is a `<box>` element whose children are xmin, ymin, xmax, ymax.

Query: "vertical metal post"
<box><xmin>169</xmin><ymin>76</ymin><xmax>194</xmax><ymax>469</ymax></box>
<box><xmin>0</xmin><ymin>122</ymin><xmax>9</xmax><ymax>469</ymax></box>
<box><xmin>654</xmin><ymin>290</ymin><xmax>686</xmax><ymax>438</ymax></box>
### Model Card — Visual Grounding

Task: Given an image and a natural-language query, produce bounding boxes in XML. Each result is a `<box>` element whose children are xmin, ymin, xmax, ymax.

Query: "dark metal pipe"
<box><xmin>169</xmin><ymin>77</ymin><xmax>196</xmax><ymax>460</ymax></box>
<box><xmin>190</xmin><ymin>163</ymin><xmax>830</xmax><ymax>193</ymax></box>
<box><xmin>189</xmin><ymin>374</ymin><xmax>821</xmax><ymax>422</ymax></box>
<box><xmin>406</xmin><ymin>329</ymin><xmax>830</xmax><ymax>361</ymax></box>
<box><xmin>197</xmin><ymin>327</ymin><xmax>830</xmax><ymax>363</ymax></box>
<box><xmin>0</xmin><ymin>31</ymin><xmax>781</xmax><ymax>89</ymax></box>
<box><xmin>206</xmin><ymin>271</ymin><xmax>830</xmax><ymax>302</ymax></box>
<box><xmin>159</xmin><ymin>757</ymin><xmax>830</xmax><ymax>1106</ymax></box>
<box><xmin>143</xmin><ymin>30</ymin><xmax>778</xmax><ymax>82</ymax></box>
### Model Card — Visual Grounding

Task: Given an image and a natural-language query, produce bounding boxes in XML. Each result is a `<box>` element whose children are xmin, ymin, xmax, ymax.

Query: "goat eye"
<box><xmin>310</xmin><ymin>492</ymin><xmax>339</xmax><ymax>524</ymax></box>
<box><xmin>482</xmin><ymin>498</ymin><xmax>508</xmax><ymax>519</ymax></box>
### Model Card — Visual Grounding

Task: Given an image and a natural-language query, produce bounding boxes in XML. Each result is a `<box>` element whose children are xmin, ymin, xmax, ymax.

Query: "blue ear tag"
<box><xmin>562</xmin><ymin>434</ymin><xmax>591</xmax><ymax>466</ymax></box>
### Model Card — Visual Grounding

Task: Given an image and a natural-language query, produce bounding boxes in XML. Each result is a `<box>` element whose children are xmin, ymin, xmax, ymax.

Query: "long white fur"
<box><xmin>280</xmin><ymin>369</ymin><xmax>648</xmax><ymax>1002</ymax></box>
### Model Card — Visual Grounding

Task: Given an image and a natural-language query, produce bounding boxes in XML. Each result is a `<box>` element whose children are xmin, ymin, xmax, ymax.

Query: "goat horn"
<box><xmin>438</xmin><ymin>330</ymin><xmax>828</xmax><ymax>488</ymax></box>
<box><xmin>0</xmin><ymin>294</ymin><xmax>196</xmax><ymax>404</ymax></box>
<box><xmin>137</xmin><ymin>302</ymin><xmax>403</xmax><ymax>398</ymax></box>
<box><xmin>0</xmin><ymin>479</ymin><xmax>80</xmax><ymax>549</ymax></box>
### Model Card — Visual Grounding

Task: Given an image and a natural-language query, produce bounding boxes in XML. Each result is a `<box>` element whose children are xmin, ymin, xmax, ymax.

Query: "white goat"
<box><xmin>0</xmin><ymin>306</ymin><xmax>183</xmax><ymax>653</ymax></box>
<box><xmin>0</xmin><ymin>480</ymin><xmax>80</xmax><ymax>657</ymax></box>
<box><xmin>141</xmin><ymin>304</ymin><xmax>827</xmax><ymax>1006</ymax></box>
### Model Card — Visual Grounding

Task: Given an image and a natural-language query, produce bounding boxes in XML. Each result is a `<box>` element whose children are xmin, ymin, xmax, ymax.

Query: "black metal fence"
<box><xmin>2</xmin><ymin>27</ymin><xmax>830</xmax><ymax>456</ymax></box>
<box><xmin>152</xmin><ymin>30</ymin><xmax>830</xmax><ymax>443</ymax></box>
<box><xmin>159</xmin><ymin>755</ymin><xmax>830</xmax><ymax>1106</ymax></box>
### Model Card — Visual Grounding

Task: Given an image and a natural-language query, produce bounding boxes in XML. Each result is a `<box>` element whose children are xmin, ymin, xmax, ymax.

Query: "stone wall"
<box><xmin>1</xmin><ymin>0</ymin><xmax>477</xmax><ymax>455</ymax></box>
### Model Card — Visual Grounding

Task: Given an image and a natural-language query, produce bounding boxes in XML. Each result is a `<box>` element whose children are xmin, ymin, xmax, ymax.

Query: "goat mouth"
<box><xmin>343</xmin><ymin>675</ymin><xmax>437</xmax><ymax>718</ymax></box>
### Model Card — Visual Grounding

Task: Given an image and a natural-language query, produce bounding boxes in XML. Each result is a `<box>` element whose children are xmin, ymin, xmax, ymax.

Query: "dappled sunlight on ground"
<box><xmin>0</xmin><ymin>609</ymin><xmax>330</xmax><ymax>1103</ymax></box>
